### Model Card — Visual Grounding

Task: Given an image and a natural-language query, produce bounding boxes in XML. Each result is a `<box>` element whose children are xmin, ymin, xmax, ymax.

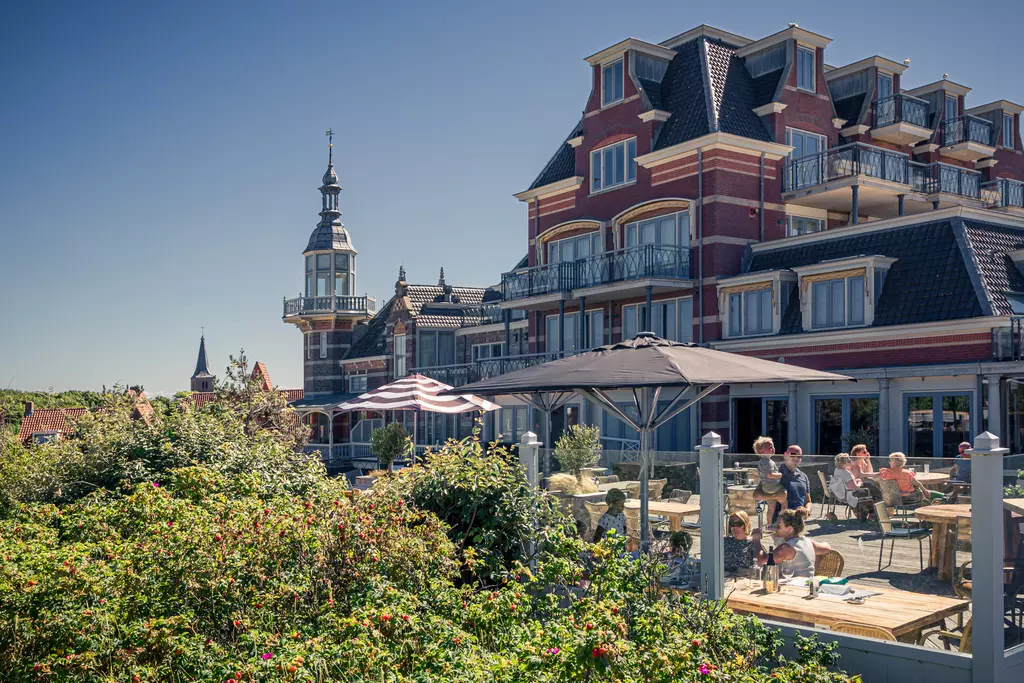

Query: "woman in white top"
<box><xmin>754</xmin><ymin>508</ymin><xmax>830</xmax><ymax>578</ymax></box>
<box><xmin>829</xmin><ymin>453</ymin><xmax>874</xmax><ymax>522</ymax></box>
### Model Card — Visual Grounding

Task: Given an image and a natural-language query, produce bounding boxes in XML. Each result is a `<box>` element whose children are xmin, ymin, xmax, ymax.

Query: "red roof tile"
<box><xmin>18</xmin><ymin>408</ymin><xmax>89</xmax><ymax>444</ymax></box>
<box><xmin>251</xmin><ymin>362</ymin><xmax>273</xmax><ymax>392</ymax></box>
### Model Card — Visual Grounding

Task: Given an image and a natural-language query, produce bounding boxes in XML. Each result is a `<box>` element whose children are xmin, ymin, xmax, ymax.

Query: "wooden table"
<box><xmin>598</xmin><ymin>481</ymin><xmax>639</xmax><ymax>493</ymax></box>
<box><xmin>625</xmin><ymin>499</ymin><xmax>700</xmax><ymax>532</ymax></box>
<box><xmin>1005</xmin><ymin>498</ymin><xmax>1024</xmax><ymax>516</ymax></box>
<box><xmin>725</xmin><ymin>580</ymin><xmax>969</xmax><ymax>643</ymax></box>
<box><xmin>723</xmin><ymin>467</ymin><xmax>750</xmax><ymax>484</ymax></box>
<box><xmin>866</xmin><ymin>471</ymin><xmax>950</xmax><ymax>491</ymax></box>
<box><xmin>914</xmin><ymin>504</ymin><xmax>971</xmax><ymax>580</ymax></box>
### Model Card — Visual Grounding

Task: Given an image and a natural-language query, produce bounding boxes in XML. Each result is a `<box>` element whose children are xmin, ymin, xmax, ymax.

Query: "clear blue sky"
<box><xmin>1</xmin><ymin>0</ymin><xmax>1021</xmax><ymax>394</ymax></box>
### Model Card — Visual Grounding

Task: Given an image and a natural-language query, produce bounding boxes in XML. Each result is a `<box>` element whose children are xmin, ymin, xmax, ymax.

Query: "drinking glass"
<box><xmin>924</xmin><ymin>463</ymin><xmax>930</xmax><ymax>474</ymax></box>
<box><xmin>780</xmin><ymin>563</ymin><xmax>795</xmax><ymax>583</ymax></box>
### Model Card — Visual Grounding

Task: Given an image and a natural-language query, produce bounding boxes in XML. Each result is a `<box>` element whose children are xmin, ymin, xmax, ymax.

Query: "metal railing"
<box><xmin>909</xmin><ymin>162</ymin><xmax>982</xmax><ymax>198</ymax></box>
<box><xmin>413</xmin><ymin>351</ymin><xmax>569</xmax><ymax>387</ymax></box>
<box><xmin>785</xmin><ymin>142</ymin><xmax>910</xmax><ymax>191</ymax></box>
<box><xmin>1011</xmin><ymin>317</ymin><xmax>1024</xmax><ymax>362</ymax></box>
<box><xmin>283</xmin><ymin>294</ymin><xmax>377</xmax><ymax>317</ymax></box>
<box><xmin>942</xmin><ymin>114</ymin><xmax>994</xmax><ymax>147</ymax></box>
<box><xmin>982</xmin><ymin>178</ymin><xmax>1024</xmax><ymax>209</ymax></box>
<box><xmin>501</xmin><ymin>244</ymin><xmax>691</xmax><ymax>301</ymax></box>
<box><xmin>872</xmin><ymin>93</ymin><xmax>929</xmax><ymax>129</ymax></box>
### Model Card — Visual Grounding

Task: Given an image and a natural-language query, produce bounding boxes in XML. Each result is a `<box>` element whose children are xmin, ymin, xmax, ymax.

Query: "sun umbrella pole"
<box><xmin>638</xmin><ymin>388</ymin><xmax>653</xmax><ymax>553</ymax></box>
<box><xmin>412</xmin><ymin>411</ymin><xmax>418</xmax><ymax>466</ymax></box>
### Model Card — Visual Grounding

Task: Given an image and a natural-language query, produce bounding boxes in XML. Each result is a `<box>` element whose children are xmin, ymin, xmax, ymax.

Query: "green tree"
<box><xmin>554</xmin><ymin>424</ymin><xmax>602</xmax><ymax>481</ymax></box>
<box><xmin>369</xmin><ymin>421</ymin><xmax>412</xmax><ymax>471</ymax></box>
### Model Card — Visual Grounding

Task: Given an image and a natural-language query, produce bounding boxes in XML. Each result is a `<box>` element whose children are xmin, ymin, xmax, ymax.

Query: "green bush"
<box><xmin>370</xmin><ymin>422</ymin><xmax>413</xmax><ymax>471</ymax></box>
<box><xmin>554</xmin><ymin>424</ymin><xmax>602</xmax><ymax>481</ymax></box>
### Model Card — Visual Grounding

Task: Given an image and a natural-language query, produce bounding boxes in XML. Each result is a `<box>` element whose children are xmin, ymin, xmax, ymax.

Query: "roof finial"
<box><xmin>325</xmin><ymin>128</ymin><xmax>333</xmax><ymax>166</ymax></box>
<box><xmin>438</xmin><ymin>265</ymin><xmax>446</xmax><ymax>286</ymax></box>
<box><xmin>398</xmin><ymin>264</ymin><xmax>406</xmax><ymax>282</ymax></box>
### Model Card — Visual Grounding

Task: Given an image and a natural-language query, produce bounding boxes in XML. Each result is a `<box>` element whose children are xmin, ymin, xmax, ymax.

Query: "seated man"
<box><xmin>772</xmin><ymin>445</ymin><xmax>811</xmax><ymax>527</ymax></box>
<box><xmin>951</xmin><ymin>441</ymin><xmax>973</xmax><ymax>483</ymax></box>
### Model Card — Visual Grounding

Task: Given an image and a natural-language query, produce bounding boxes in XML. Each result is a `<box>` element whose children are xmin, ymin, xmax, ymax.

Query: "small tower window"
<box><xmin>305</xmin><ymin>256</ymin><xmax>314</xmax><ymax>297</ymax></box>
<box><xmin>320</xmin><ymin>331</ymin><xmax>328</xmax><ymax>359</ymax></box>
<box><xmin>335</xmin><ymin>254</ymin><xmax>351</xmax><ymax>296</ymax></box>
<box><xmin>315</xmin><ymin>254</ymin><xmax>332</xmax><ymax>297</ymax></box>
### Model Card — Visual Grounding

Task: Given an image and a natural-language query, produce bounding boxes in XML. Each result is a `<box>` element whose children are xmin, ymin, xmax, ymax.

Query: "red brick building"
<box><xmin>493</xmin><ymin>23</ymin><xmax>1024</xmax><ymax>457</ymax></box>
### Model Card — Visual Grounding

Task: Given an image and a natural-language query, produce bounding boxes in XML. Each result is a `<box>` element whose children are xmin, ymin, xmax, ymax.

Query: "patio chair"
<box><xmin>583</xmin><ymin>501</ymin><xmax>608</xmax><ymax>540</ymax></box>
<box><xmin>878</xmin><ymin>478</ymin><xmax>923</xmax><ymax>525</ymax></box>
<box><xmin>937</xmin><ymin>618</ymin><xmax>973</xmax><ymax>653</ymax></box>
<box><xmin>817</xmin><ymin>470</ymin><xmax>850</xmax><ymax>521</ymax></box>
<box><xmin>814</xmin><ymin>549</ymin><xmax>845</xmax><ymax>578</ymax></box>
<box><xmin>946</xmin><ymin>516</ymin><xmax>972</xmax><ymax>593</ymax></box>
<box><xmin>874</xmin><ymin>501</ymin><xmax>931</xmax><ymax>572</ymax></box>
<box><xmin>830</xmin><ymin>622</ymin><xmax>896</xmax><ymax>641</ymax></box>
<box><xmin>649</xmin><ymin>478</ymin><xmax>668</xmax><ymax>501</ymax></box>
<box><xmin>596</xmin><ymin>475</ymin><xmax>619</xmax><ymax>484</ymax></box>
<box><xmin>668</xmin><ymin>489</ymin><xmax>693</xmax><ymax>504</ymax></box>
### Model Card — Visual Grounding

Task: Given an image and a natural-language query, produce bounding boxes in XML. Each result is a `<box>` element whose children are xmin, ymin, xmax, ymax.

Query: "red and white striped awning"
<box><xmin>333</xmin><ymin>374</ymin><xmax>499</xmax><ymax>414</ymax></box>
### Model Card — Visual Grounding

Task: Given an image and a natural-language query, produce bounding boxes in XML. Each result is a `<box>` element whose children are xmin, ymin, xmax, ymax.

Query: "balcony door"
<box><xmin>905</xmin><ymin>393</ymin><xmax>972</xmax><ymax>458</ymax></box>
<box><xmin>786</xmin><ymin>129</ymin><xmax>826</xmax><ymax>189</ymax></box>
<box><xmin>624</xmin><ymin>211</ymin><xmax>688</xmax><ymax>278</ymax></box>
<box><xmin>548</xmin><ymin>232</ymin><xmax>601</xmax><ymax>287</ymax></box>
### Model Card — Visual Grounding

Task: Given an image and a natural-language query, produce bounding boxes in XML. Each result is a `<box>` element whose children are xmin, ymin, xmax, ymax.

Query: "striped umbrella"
<box><xmin>333</xmin><ymin>375</ymin><xmax>499</xmax><ymax>457</ymax></box>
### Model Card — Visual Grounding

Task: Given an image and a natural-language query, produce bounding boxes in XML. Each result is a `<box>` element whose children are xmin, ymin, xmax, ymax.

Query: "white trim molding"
<box><xmin>753</xmin><ymin>102</ymin><xmax>787</xmax><ymax>116</ymax></box>
<box><xmin>735</xmin><ymin>26</ymin><xmax>831</xmax><ymax>58</ymax></box>
<box><xmin>906</xmin><ymin>79</ymin><xmax>972</xmax><ymax>98</ymax></box>
<box><xmin>976</xmin><ymin>158</ymin><xmax>999</xmax><ymax>169</ymax></box>
<box><xmin>635</xmin><ymin>131</ymin><xmax>792</xmax><ymax>168</ymax></box>
<box><xmin>567</xmin><ymin>135</ymin><xmax>584</xmax><ymax>148</ymax></box>
<box><xmin>966</xmin><ymin>100</ymin><xmax>1024</xmax><ymax>117</ymax></box>
<box><xmin>638</xmin><ymin>109</ymin><xmax>672</xmax><ymax>123</ymax></box>
<box><xmin>585</xmin><ymin>38</ymin><xmax>676</xmax><ymax>66</ymax></box>
<box><xmin>514</xmin><ymin>176</ymin><xmax>585</xmax><ymax>203</ymax></box>
<box><xmin>839</xmin><ymin>124</ymin><xmax>870</xmax><ymax>136</ymax></box>
<box><xmin>660</xmin><ymin>24</ymin><xmax>752</xmax><ymax>50</ymax></box>
<box><xmin>824</xmin><ymin>56</ymin><xmax>910</xmax><ymax>82</ymax></box>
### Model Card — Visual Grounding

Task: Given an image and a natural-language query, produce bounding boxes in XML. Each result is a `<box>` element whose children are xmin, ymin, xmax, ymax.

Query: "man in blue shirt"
<box><xmin>771</xmin><ymin>445</ymin><xmax>812</xmax><ymax>526</ymax></box>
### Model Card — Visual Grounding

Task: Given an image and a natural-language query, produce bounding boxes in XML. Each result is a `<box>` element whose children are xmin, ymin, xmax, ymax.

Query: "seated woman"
<box><xmin>593</xmin><ymin>488</ymin><xmax>627</xmax><ymax>542</ymax></box>
<box><xmin>879</xmin><ymin>452</ymin><xmax>929</xmax><ymax>505</ymax></box>
<box><xmin>829</xmin><ymin>453</ymin><xmax>875</xmax><ymax>522</ymax></box>
<box><xmin>753</xmin><ymin>509</ymin><xmax>830</xmax><ymax>578</ymax></box>
<box><xmin>724</xmin><ymin>511</ymin><xmax>759</xmax><ymax>574</ymax></box>
<box><xmin>849</xmin><ymin>443</ymin><xmax>882</xmax><ymax>501</ymax></box>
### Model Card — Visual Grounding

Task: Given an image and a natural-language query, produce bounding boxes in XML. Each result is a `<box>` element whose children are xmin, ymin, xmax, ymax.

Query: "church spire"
<box><xmin>318</xmin><ymin>128</ymin><xmax>342</xmax><ymax>229</ymax></box>
<box><xmin>191</xmin><ymin>333</ymin><xmax>214</xmax><ymax>392</ymax></box>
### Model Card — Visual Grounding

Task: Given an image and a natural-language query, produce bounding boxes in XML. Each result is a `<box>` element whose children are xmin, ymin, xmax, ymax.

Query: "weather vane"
<box><xmin>325</xmin><ymin>128</ymin><xmax>334</xmax><ymax>164</ymax></box>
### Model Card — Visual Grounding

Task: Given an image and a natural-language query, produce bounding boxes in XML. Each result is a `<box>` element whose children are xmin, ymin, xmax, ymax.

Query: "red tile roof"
<box><xmin>187</xmin><ymin>392</ymin><xmax>217</xmax><ymax>407</ymax></box>
<box><xmin>184</xmin><ymin>361</ymin><xmax>302</xmax><ymax>408</ymax></box>
<box><xmin>252</xmin><ymin>362</ymin><xmax>273</xmax><ymax>392</ymax></box>
<box><xmin>282</xmin><ymin>388</ymin><xmax>305</xmax><ymax>401</ymax></box>
<box><xmin>18</xmin><ymin>408</ymin><xmax>89</xmax><ymax>444</ymax></box>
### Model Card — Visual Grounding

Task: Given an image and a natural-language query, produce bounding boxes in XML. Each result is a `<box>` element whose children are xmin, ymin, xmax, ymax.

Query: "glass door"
<box><xmin>905</xmin><ymin>393</ymin><xmax>972</xmax><ymax>458</ymax></box>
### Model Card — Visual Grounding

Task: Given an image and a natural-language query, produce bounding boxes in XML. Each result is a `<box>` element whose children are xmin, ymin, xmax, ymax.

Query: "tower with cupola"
<box><xmin>282</xmin><ymin>132</ymin><xmax>376</xmax><ymax>397</ymax></box>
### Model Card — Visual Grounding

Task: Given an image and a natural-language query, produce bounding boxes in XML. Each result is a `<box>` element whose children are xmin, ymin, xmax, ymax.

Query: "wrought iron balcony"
<box><xmin>982</xmin><ymin>178</ymin><xmax>1024</xmax><ymax>209</ymax></box>
<box><xmin>785</xmin><ymin>142</ymin><xmax>910</xmax><ymax>192</ymax></box>
<box><xmin>282</xmin><ymin>294</ymin><xmax>377</xmax><ymax>318</ymax></box>
<box><xmin>873</xmin><ymin>93</ymin><xmax>929</xmax><ymax>128</ymax></box>
<box><xmin>413</xmin><ymin>351</ymin><xmax>569</xmax><ymax>387</ymax></box>
<box><xmin>909</xmin><ymin>162</ymin><xmax>982</xmax><ymax>199</ymax></box>
<box><xmin>500</xmin><ymin>244</ymin><xmax>691</xmax><ymax>302</ymax></box>
<box><xmin>942</xmin><ymin>114</ymin><xmax>994</xmax><ymax>147</ymax></box>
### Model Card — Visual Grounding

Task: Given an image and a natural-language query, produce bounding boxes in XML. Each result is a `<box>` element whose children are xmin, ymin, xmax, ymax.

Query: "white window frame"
<box><xmin>796</xmin><ymin>46</ymin><xmax>815</xmax><ymax>93</ymax></box>
<box><xmin>472</xmin><ymin>342</ymin><xmax>504</xmax><ymax>361</ymax></box>
<box><xmin>393</xmin><ymin>333</ymin><xmax>407</xmax><ymax>377</ymax></box>
<box><xmin>726</xmin><ymin>288</ymin><xmax>773</xmax><ymax>337</ymax></box>
<box><xmin>546</xmin><ymin>232</ymin><xmax>602</xmax><ymax>265</ymax></box>
<box><xmin>785</xmin><ymin>128</ymin><xmax>827</xmax><ymax>160</ymax></box>
<box><xmin>305</xmin><ymin>334</ymin><xmax>311</xmax><ymax>360</ymax></box>
<box><xmin>319</xmin><ymin>331</ymin><xmax>328</xmax><ymax>359</ymax></box>
<box><xmin>1004</xmin><ymin>114</ymin><xmax>1015</xmax><ymax>149</ymax></box>
<box><xmin>601</xmin><ymin>59</ymin><xmax>624</xmax><ymax>107</ymax></box>
<box><xmin>348</xmin><ymin>375</ymin><xmax>368</xmax><ymax>394</ymax></box>
<box><xmin>32</xmin><ymin>431</ymin><xmax>60</xmax><ymax>445</ymax></box>
<box><xmin>788</xmin><ymin>216</ymin><xmax>824</xmax><ymax>237</ymax></box>
<box><xmin>945</xmin><ymin>95</ymin><xmax>958</xmax><ymax>122</ymax></box>
<box><xmin>621</xmin><ymin>297</ymin><xmax>693</xmax><ymax>342</ymax></box>
<box><xmin>624</xmin><ymin>210</ymin><xmax>690</xmax><ymax>248</ymax></box>
<box><xmin>546</xmin><ymin>309</ymin><xmax>604</xmax><ymax>352</ymax></box>
<box><xmin>499</xmin><ymin>405</ymin><xmax>529</xmax><ymax>442</ymax></box>
<box><xmin>590</xmin><ymin>138</ymin><xmax>637</xmax><ymax>194</ymax></box>
<box><xmin>810</xmin><ymin>276</ymin><xmax>866</xmax><ymax>330</ymax></box>
<box><xmin>876</xmin><ymin>72</ymin><xmax>893</xmax><ymax>100</ymax></box>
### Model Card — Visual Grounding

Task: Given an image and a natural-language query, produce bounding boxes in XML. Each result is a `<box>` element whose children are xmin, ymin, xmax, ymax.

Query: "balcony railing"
<box><xmin>501</xmin><ymin>244</ymin><xmax>691</xmax><ymax>301</ymax></box>
<box><xmin>413</xmin><ymin>351</ymin><xmax>569</xmax><ymax>387</ymax></box>
<box><xmin>283</xmin><ymin>294</ymin><xmax>377</xmax><ymax>317</ymax></box>
<box><xmin>1009</xmin><ymin>317</ymin><xmax>1024</xmax><ymax>362</ymax></box>
<box><xmin>872</xmin><ymin>93</ymin><xmax>929</xmax><ymax>129</ymax></box>
<box><xmin>982</xmin><ymin>178</ymin><xmax>1024</xmax><ymax>209</ymax></box>
<box><xmin>785</xmin><ymin>142</ymin><xmax>910</xmax><ymax>191</ymax></box>
<box><xmin>909</xmin><ymin>162</ymin><xmax>982</xmax><ymax>198</ymax></box>
<box><xmin>942</xmin><ymin>114</ymin><xmax>994</xmax><ymax>147</ymax></box>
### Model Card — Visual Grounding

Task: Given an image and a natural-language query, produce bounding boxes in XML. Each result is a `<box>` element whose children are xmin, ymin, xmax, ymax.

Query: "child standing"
<box><xmin>752</xmin><ymin>436</ymin><xmax>785</xmax><ymax>528</ymax></box>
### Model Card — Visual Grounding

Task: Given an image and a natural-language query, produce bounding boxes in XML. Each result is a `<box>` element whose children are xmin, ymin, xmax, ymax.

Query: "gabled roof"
<box><xmin>527</xmin><ymin>120</ymin><xmax>583</xmax><ymax>191</ymax></box>
<box><xmin>17</xmin><ymin>407</ymin><xmax>89</xmax><ymax>443</ymax></box>
<box><xmin>252</xmin><ymin>361</ymin><xmax>273</xmax><ymax>392</ymax></box>
<box><xmin>746</xmin><ymin>219</ymin><xmax>985</xmax><ymax>334</ymax></box>
<box><xmin>346</xmin><ymin>297</ymin><xmax>394</xmax><ymax>359</ymax></box>
<box><xmin>959</xmin><ymin>219</ymin><xmax>1024</xmax><ymax>316</ymax></box>
<box><xmin>405</xmin><ymin>284</ymin><xmax>493</xmax><ymax>313</ymax></box>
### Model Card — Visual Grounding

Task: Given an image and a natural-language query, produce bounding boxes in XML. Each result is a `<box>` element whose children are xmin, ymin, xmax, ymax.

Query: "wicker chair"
<box><xmin>830</xmin><ymin>621</ymin><xmax>897</xmax><ymax>641</ymax></box>
<box><xmin>668</xmin><ymin>489</ymin><xmax>693</xmax><ymax>503</ymax></box>
<box><xmin>583</xmin><ymin>501</ymin><xmax>608</xmax><ymax>540</ymax></box>
<box><xmin>947</xmin><ymin>516</ymin><xmax>972</xmax><ymax>593</ymax></box>
<box><xmin>814</xmin><ymin>549</ymin><xmax>845</xmax><ymax>578</ymax></box>
<box><xmin>596</xmin><ymin>474</ymin><xmax>619</xmax><ymax>484</ymax></box>
<box><xmin>649</xmin><ymin>478</ymin><xmax>668</xmax><ymax>501</ymax></box>
<box><xmin>938</xmin><ymin>618</ymin><xmax>973</xmax><ymax>653</ymax></box>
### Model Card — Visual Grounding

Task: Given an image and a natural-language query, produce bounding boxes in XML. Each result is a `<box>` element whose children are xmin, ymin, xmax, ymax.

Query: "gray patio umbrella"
<box><xmin>445</xmin><ymin>333</ymin><xmax>850</xmax><ymax>549</ymax></box>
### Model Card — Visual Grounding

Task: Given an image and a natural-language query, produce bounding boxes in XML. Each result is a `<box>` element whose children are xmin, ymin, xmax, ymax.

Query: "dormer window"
<box><xmin>729</xmin><ymin>289</ymin><xmax>773</xmax><ymax>336</ymax></box>
<box><xmin>590</xmin><ymin>138</ymin><xmax>637</xmax><ymax>193</ymax></box>
<box><xmin>1004</xmin><ymin>114</ymin><xmax>1015</xmax><ymax>149</ymax></box>
<box><xmin>634</xmin><ymin>53</ymin><xmax>669</xmax><ymax>82</ymax></box>
<box><xmin>32</xmin><ymin>431</ymin><xmax>60</xmax><ymax>445</ymax></box>
<box><xmin>601</xmin><ymin>59</ymin><xmax>624</xmax><ymax>106</ymax></box>
<box><xmin>877</xmin><ymin>72</ymin><xmax>893</xmax><ymax>100</ymax></box>
<box><xmin>811</xmin><ymin>275</ymin><xmax>865</xmax><ymax>329</ymax></box>
<box><xmin>945</xmin><ymin>95</ymin><xmax>958</xmax><ymax>122</ymax></box>
<box><xmin>796</xmin><ymin>46</ymin><xmax>815</xmax><ymax>92</ymax></box>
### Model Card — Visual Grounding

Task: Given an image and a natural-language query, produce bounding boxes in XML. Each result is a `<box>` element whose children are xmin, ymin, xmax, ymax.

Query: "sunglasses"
<box><xmin>728</xmin><ymin>520</ymin><xmax>745</xmax><ymax>527</ymax></box>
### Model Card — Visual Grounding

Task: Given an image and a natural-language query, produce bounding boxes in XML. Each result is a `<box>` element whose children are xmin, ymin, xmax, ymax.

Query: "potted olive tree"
<box><xmin>554</xmin><ymin>424</ymin><xmax>602</xmax><ymax>482</ymax></box>
<box><xmin>358</xmin><ymin>423</ymin><xmax>412</xmax><ymax>489</ymax></box>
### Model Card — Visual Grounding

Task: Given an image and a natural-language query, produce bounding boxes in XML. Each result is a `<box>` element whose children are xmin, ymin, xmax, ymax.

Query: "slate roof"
<box><xmin>18</xmin><ymin>408</ymin><xmax>89</xmax><ymax>443</ymax></box>
<box><xmin>192</xmin><ymin>335</ymin><xmax>213</xmax><ymax>379</ymax></box>
<box><xmin>746</xmin><ymin>219</ymin><xmax>985</xmax><ymax>335</ymax></box>
<box><xmin>527</xmin><ymin>120</ymin><xmax>583</xmax><ymax>190</ymax></box>
<box><xmin>405</xmin><ymin>284</ymin><xmax>491</xmax><ymax>313</ymax></box>
<box><xmin>960</xmin><ymin>219</ymin><xmax>1024</xmax><ymax>315</ymax></box>
<box><xmin>289</xmin><ymin>392</ymin><xmax>356</xmax><ymax>409</ymax></box>
<box><xmin>305</xmin><ymin>224</ymin><xmax>355</xmax><ymax>252</ymax></box>
<box><xmin>346</xmin><ymin>297</ymin><xmax>394</xmax><ymax>359</ymax></box>
<box><xmin>833</xmin><ymin>94</ymin><xmax>866</xmax><ymax>127</ymax></box>
<box><xmin>527</xmin><ymin>36</ymin><xmax>772</xmax><ymax>189</ymax></box>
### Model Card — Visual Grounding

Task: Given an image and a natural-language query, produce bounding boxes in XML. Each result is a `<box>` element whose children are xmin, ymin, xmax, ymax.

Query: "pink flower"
<box><xmin>261</xmin><ymin>652</ymin><xmax>273</xmax><ymax>660</ymax></box>
<box><xmin>546</xmin><ymin>647</ymin><xmax>560</xmax><ymax>655</ymax></box>
<box><xmin>699</xmin><ymin>663</ymin><xmax>711</xmax><ymax>675</ymax></box>
<box><xmin>152</xmin><ymin>482</ymin><xmax>160</xmax><ymax>488</ymax></box>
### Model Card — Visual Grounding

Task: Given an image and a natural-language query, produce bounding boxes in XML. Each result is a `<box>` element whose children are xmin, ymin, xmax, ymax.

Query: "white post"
<box><xmin>699</xmin><ymin>431</ymin><xmax>728</xmax><ymax>600</ymax></box>
<box><xmin>878</xmin><ymin>378</ymin><xmax>891</xmax><ymax>456</ymax></box>
<box><xmin>786</xmin><ymin>382</ymin><xmax>798</xmax><ymax>447</ymax></box>
<box><xmin>987</xmin><ymin>374</ymin><xmax>1002</xmax><ymax>438</ymax></box>
<box><xmin>967</xmin><ymin>431</ymin><xmax>1007</xmax><ymax>683</ymax></box>
<box><xmin>519</xmin><ymin>431</ymin><xmax>541</xmax><ymax>490</ymax></box>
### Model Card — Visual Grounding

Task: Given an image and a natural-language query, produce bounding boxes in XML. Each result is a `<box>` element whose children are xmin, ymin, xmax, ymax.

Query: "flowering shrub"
<box><xmin>0</xmin><ymin>408</ymin><xmax>857</xmax><ymax>682</ymax></box>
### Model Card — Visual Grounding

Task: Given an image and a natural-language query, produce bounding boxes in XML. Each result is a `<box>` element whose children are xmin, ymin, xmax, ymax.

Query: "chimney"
<box><xmin>24</xmin><ymin>401</ymin><xmax>34</xmax><ymax>417</ymax></box>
